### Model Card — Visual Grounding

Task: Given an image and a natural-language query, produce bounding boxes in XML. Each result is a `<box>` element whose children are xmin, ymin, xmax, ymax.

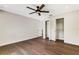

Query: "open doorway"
<box><xmin>56</xmin><ymin>18</ymin><xmax>64</xmax><ymax>43</ymax></box>
<box><xmin>45</xmin><ymin>20</ymin><xmax>50</xmax><ymax>39</ymax></box>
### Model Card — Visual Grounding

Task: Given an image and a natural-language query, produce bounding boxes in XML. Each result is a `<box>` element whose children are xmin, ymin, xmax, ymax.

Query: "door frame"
<box><xmin>55</xmin><ymin>18</ymin><xmax>64</xmax><ymax>42</ymax></box>
<box><xmin>45</xmin><ymin>20</ymin><xmax>49</xmax><ymax>39</ymax></box>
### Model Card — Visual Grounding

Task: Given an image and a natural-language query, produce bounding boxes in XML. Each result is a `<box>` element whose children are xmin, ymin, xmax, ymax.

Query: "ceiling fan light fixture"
<box><xmin>27</xmin><ymin>4</ymin><xmax>49</xmax><ymax>16</ymax></box>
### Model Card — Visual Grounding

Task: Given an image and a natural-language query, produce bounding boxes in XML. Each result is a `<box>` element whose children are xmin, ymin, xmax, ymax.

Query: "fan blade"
<box><xmin>40</xmin><ymin>11</ymin><xmax>49</xmax><ymax>13</ymax></box>
<box><xmin>38</xmin><ymin>13</ymin><xmax>41</xmax><ymax>16</ymax></box>
<box><xmin>39</xmin><ymin>4</ymin><xmax>45</xmax><ymax>10</ymax></box>
<box><xmin>29</xmin><ymin>12</ymin><xmax>36</xmax><ymax>14</ymax></box>
<box><xmin>27</xmin><ymin>7</ymin><xmax>36</xmax><ymax>11</ymax></box>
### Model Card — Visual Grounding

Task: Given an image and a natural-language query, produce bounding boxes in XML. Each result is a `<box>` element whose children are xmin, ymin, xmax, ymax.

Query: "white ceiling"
<box><xmin>0</xmin><ymin>4</ymin><xmax>79</xmax><ymax>20</ymax></box>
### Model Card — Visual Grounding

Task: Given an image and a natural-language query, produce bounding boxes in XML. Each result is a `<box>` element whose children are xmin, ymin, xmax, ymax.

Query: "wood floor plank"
<box><xmin>0</xmin><ymin>37</ymin><xmax>79</xmax><ymax>55</ymax></box>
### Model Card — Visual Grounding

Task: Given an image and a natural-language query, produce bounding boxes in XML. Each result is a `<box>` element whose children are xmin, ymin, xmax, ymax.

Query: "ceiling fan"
<box><xmin>27</xmin><ymin>4</ymin><xmax>49</xmax><ymax>16</ymax></box>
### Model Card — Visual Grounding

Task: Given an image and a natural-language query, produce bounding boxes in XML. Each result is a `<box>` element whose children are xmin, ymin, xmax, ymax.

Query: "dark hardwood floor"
<box><xmin>0</xmin><ymin>37</ymin><xmax>79</xmax><ymax>55</ymax></box>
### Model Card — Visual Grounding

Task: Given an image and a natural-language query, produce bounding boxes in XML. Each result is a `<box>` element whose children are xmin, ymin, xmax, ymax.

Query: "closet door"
<box><xmin>56</xmin><ymin>18</ymin><xmax>64</xmax><ymax>40</ymax></box>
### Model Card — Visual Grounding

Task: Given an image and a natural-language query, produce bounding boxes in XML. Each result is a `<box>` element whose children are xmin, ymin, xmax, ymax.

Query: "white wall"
<box><xmin>0</xmin><ymin>10</ymin><xmax>41</xmax><ymax>46</ymax></box>
<box><xmin>50</xmin><ymin>10</ymin><xmax>79</xmax><ymax>45</ymax></box>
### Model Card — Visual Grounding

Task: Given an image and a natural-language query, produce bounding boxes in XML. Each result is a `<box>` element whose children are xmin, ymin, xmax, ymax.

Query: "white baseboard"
<box><xmin>64</xmin><ymin>41</ymin><xmax>79</xmax><ymax>46</ymax></box>
<box><xmin>0</xmin><ymin>36</ymin><xmax>41</xmax><ymax>47</ymax></box>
